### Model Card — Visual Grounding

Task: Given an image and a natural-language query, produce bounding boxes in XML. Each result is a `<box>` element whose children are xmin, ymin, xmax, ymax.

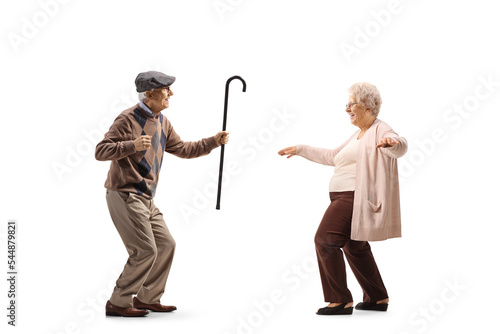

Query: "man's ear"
<box><xmin>146</xmin><ymin>90</ymin><xmax>153</xmax><ymax>99</ymax></box>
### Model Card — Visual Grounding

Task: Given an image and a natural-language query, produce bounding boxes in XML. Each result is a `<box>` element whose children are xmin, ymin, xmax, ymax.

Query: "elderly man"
<box><xmin>95</xmin><ymin>71</ymin><xmax>229</xmax><ymax>317</ymax></box>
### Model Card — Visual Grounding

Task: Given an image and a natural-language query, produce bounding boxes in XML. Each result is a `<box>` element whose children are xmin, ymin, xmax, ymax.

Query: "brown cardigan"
<box><xmin>297</xmin><ymin>119</ymin><xmax>408</xmax><ymax>241</ymax></box>
<box><xmin>95</xmin><ymin>104</ymin><xmax>218</xmax><ymax>198</ymax></box>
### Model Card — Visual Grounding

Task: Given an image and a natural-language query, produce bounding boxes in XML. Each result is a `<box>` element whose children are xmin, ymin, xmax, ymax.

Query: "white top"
<box><xmin>329</xmin><ymin>136</ymin><xmax>360</xmax><ymax>191</ymax></box>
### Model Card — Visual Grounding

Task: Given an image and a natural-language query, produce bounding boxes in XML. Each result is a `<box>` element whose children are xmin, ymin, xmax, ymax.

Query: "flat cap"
<box><xmin>135</xmin><ymin>71</ymin><xmax>176</xmax><ymax>92</ymax></box>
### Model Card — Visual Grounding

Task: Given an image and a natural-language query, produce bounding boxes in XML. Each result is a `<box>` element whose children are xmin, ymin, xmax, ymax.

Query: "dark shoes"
<box><xmin>105</xmin><ymin>300</ymin><xmax>149</xmax><ymax>317</ymax></box>
<box><xmin>316</xmin><ymin>303</ymin><xmax>354</xmax><ymax>315</ymax></box>
<box><xmin>316</xmin><ymin>301</ymin><xmax>389</xmax><ymax>315</ymax></box>
<box><xmin>355</xmin><ymin>302</ymin><xmax>389</xmax><ymax>311</ymax></box>
<box><xmin>133</xmin><ymin>297</ymin><xmax>177</xmax><ymax>312</ymax></box>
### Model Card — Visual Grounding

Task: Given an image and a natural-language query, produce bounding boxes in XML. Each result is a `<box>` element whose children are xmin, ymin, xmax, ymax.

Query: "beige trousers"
<box><xmin>106</xmin><ymin>189</ymin><xmax>176</xmax><ymax>308</ymax></box>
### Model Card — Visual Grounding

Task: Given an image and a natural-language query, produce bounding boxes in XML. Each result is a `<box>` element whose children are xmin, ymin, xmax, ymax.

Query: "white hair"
<box><xmin>138</xmin><ymin>91</ymin><xmax>149</xmax><ymax>102</ymax></box>
<box><xmin>347</xmin><ymin>82</ymin><xmax>382</xmax><ymax>117</ymax></box>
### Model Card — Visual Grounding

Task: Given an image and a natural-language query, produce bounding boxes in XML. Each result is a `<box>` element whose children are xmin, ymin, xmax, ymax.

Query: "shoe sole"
<box><xmin>134</xmin><ymin>305</ymin><xmax>177</xmax><ymax>312</ymax></box>
<box><xmin>355</xmin><ymin>304</ymin><xmax>388</xmax><ymax>311</ymax></box>
<box><xmin>106</xmin><ymin>312</ymin><xmax>148</xmax><ymax>317</ymax></box>
<box><xmin>316</xmin><ymin>307</ymin><xmax>354</xmax><ymax>315</ymax></box>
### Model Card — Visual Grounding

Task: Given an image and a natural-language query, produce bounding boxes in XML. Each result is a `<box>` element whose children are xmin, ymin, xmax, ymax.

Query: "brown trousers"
<box><xmin>314</xmin><ymin>191</ymin><xmax>388</xmax><ymax>303</ymax></box>
<box><xmin>106</xmin><ymin>190</ymin><xmax>176</xmax><ymax>308</ymax></box>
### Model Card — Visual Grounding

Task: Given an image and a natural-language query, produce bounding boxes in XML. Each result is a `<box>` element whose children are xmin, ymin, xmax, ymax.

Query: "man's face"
<box><xmin>147</xmin><ymin>86</ymin><xmax>174</xmax><ymax>113</ymax></box>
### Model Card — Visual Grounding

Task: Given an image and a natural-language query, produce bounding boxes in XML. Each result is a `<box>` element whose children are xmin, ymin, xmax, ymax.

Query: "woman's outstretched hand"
<box><xmin>376</xmin><ymin>137</ymin><xmax>400</xmax><ymax>148</ymax></box>
<box><xmin>278</xmin><ymin>146</ymin><xmax>297</xmax><ymax>159</ymax></box>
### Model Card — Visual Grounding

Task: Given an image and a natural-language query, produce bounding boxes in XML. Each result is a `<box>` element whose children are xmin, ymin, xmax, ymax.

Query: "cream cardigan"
<box><xmin>296</xmin><ymin>119</ymin><xmax>408</xmax><ymax>241</ymax></box>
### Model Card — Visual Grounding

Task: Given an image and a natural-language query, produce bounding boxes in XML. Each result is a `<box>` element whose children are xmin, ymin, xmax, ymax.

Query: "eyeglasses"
<box><xmin>345</xmin><ymin>102</ymin><xmax>359</xmax><ymax>109</ymax></box>
<box><xmin>153</xmin><ymin>87</ymin><xmax>172</xmax><ymax>93</ymax></box>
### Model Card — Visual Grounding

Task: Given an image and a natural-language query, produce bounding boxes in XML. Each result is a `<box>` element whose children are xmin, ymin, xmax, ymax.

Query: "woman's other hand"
<box><xmin>376</xmin><ymin>137</ymin><xmax>400</xmax><ymax>148</ymax></box>
<box><xmin>278</xmin><ymin>146</ymin><xmax>297</xmax><ymax>159</ymax></box>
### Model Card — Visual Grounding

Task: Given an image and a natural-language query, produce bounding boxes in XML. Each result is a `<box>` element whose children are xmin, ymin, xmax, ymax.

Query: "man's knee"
<box><xmin>167</xmin><ymin>237</ymin><xmax>176</xmax><ymax>250</ymax></box>
<box><xmin>141</xmin><ymin>242</ymin><xmax>158</xmax><ymax>263</ymax></box>
<box><xmin>157</xmin><ymin>235</ymin><xmax>176</xmax><ymax>252</ymax></box>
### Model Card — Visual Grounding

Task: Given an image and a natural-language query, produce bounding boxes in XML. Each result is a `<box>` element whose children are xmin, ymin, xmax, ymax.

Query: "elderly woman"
<box><xmin>278</xmin><ymin>82</ymin><xmax>407</xmax><ymax>315</ymax></box>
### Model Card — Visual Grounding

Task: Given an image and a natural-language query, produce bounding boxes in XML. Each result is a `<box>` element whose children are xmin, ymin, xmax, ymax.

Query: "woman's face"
<box><xmin>346</xmin><ymin>95</ymin><xmax>371</xmax><ymax>127</ymax></box>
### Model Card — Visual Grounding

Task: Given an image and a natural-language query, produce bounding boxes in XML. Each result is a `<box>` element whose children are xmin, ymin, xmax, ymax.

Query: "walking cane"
<box><xmin>216</xmin><ymin>75</ymin><xmax>246</xmax><ymax>210</ymax></box>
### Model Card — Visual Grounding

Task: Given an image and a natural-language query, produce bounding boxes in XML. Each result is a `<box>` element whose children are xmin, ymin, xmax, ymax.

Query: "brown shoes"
<box><xmin>105</xmin><ymin>298</ymin><xmax>176</xmax><ymax>317</ymax></box>
<box><xmin>105</xmin><ymin>300</ymin><xmax>149</xmax><ymax>317</ymax></box>
<box><xmin>133</xmin><ymin>297</ymin><xmax>177</xmax><ymax>312</ymax></box>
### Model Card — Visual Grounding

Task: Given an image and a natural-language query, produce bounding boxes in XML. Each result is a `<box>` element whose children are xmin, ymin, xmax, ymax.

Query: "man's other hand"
<box><xmin>134</xmin><ymin>135</ymin><xmax>152</xmax><ymax>151</ymax></box>
<box><xmin>215</xmin><ymin>131</ymin><xmax>229</xmax><ymax>146</ymax></box>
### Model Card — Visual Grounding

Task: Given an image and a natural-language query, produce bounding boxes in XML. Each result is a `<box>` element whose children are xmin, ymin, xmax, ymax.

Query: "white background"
<box><xmin>1</xmin><ymin>0</ymin><xmax>499</xmax><ymax>333</ymax></box>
